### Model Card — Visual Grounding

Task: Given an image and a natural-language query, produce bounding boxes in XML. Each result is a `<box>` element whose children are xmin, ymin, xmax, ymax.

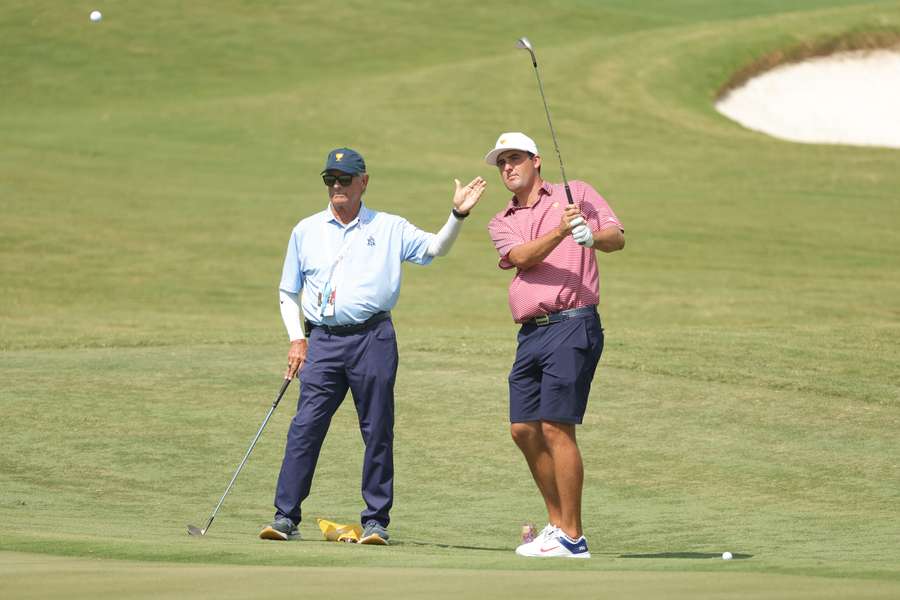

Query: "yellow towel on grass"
<box><xmin>316</xmin><ymin>518</ymin><xmax>363</xmax><ymax>543</ymax></box>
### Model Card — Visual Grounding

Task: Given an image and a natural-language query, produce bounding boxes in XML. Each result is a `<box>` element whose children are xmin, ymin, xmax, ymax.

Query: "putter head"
<box><xmin>187</xmin><ymin>524</ymin><xmax>206</xmax><ymax>536</ymax></box>
<box><xmin>516</xmin><ymin>37</ymin><xmax>537</xmax><ymax>65</ymax></box>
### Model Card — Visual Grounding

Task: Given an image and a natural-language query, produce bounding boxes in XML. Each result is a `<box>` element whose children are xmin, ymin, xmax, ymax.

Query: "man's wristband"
<box><xmin>451</xmin><ymin>207</ymin><xmax>469</xmax><ymax>220</ymax></box>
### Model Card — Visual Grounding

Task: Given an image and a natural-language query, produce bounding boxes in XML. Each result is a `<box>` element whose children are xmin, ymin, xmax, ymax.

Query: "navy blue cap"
<box><xmin>321</xmin><ymin>147</ymin><xmax>366</xmax><ymax>175</ymax></box>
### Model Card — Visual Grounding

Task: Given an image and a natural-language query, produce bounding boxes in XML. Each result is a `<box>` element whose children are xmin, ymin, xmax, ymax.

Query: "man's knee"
<box><xmin>510</xmin><ymin>422</ymin><xmax>542</xmax><ymax>447</ymax></box>
<box><xmin>541</xmin><ymin>420</ymin><xmax>576</xmax><ymax>447</ymax></box>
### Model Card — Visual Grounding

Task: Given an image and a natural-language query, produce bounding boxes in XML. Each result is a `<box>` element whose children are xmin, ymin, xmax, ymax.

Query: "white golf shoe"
<box><xmin>515</xmin><ymin>523</ymin><xmax>557</xmax><ymax>556</ymax></box>
<box><xmin>516</xmin><ymin>529</ymin><xmax>591</xmax><ymax>559</ymax></box>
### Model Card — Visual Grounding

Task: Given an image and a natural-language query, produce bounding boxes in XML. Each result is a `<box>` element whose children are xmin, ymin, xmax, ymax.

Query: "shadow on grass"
<box><xmin>619</xmin><ymin>552</ymin><xmax>753</xmax><ymax>560</ymax></box>
<box><xmin>395</xmin><ymin>540</ymin><xmax>510</xmax><ymax>553</ymax></box>
<box><xmin>395</xmin><ymin>542</ymin><xmax>755</xmax><ymax>559</ymax></box>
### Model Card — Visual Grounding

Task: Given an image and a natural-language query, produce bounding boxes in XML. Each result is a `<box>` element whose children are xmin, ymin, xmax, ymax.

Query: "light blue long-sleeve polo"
<box><xmin>279</xmin><ymin>203</ymin><xmax>435</xmax><ymax>326</ymax></box>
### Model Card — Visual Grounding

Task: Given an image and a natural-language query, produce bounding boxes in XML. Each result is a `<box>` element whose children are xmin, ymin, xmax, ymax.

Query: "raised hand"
<box><xmin>453</xmin><ymin>176</ymin><xmax>487</xmax><ymax>215</ymax></box>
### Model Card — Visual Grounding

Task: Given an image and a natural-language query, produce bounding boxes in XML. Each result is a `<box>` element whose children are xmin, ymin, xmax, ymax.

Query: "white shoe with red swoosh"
<box><xmin>515</xmin><ymin>523</ymin><xmax>557</xmax><ymax>556</ymax></box>
<box><xmin>516</xmin><ymin>531</ymin><xmax>591</xmax><ymax>559</ymax></box>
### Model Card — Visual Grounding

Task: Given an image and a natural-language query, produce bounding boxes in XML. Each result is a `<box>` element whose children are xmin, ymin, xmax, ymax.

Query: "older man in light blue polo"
<box><xmin>259</xmin><ymin>147</ymin><xmax>486</xmax><ymax>544</ymax></box>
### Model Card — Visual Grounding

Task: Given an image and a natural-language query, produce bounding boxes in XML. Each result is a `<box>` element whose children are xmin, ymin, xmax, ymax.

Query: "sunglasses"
<box><xmin>322</xmin><ymin>174</ymin><xmax>355</xmax><ymax>187</ymax></box>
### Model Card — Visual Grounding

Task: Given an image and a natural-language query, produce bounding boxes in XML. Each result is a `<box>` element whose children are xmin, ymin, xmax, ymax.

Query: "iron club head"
<box><xmin>516</xmin><ymin>37</ymin><xmax>536</xmax><ymax>65</ymax></box>
<box><xmin>185</xmin><ymin>377</ymin><xmax>292</xmax><ymax>540</ymax></box>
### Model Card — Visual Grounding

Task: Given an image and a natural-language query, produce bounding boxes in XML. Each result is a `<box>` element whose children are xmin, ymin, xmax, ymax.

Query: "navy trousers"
<box><xmin>273</xmin><ymin>318</ymin><xmax>398</xmax><ymax>527</ymax></box>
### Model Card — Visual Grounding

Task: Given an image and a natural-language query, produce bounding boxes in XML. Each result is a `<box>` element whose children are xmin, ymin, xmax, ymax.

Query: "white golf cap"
<box><xmin>484</xmin><ymin>132</ymin><xmax>539</xmax><ymax>166</ymax></box>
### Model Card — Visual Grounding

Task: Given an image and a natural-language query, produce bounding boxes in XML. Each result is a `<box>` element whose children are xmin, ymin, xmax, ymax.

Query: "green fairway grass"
<box><xmin>4</xmin><ymin>552</ymin><xmax>900</xmax><ymax>600</ymax></box>
<box><xmin>2</xmin><ymin>0</ymin><xmax>899</xmax><ymax>597</ymax></box>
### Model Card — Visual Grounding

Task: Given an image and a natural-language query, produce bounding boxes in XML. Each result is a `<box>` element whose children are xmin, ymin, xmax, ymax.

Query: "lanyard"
<box><xmin>319</xmin><ymin>221</ymin><xmax>363</xmax><ymax>318</ymax></box>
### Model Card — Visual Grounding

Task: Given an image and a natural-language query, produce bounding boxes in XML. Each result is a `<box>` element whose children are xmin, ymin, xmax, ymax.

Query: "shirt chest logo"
<box><xmin>367</xmin><ymin>235</ymin><xmax>376</xmax><ymax>247</ymax></box>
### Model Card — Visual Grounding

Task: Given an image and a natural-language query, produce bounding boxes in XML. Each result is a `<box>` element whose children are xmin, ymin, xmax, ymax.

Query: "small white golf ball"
<box><xmin>90</xmin><ymin>10</ymin><xmax>102</xmax><ymax>23</ymax></box>
<box><xmin>722</xmin><ymin>551</ymin><xmax>733</xmax><ymax>560</ymax></box>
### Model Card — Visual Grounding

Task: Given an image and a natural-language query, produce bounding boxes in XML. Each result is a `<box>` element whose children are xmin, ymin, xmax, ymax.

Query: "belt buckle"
<box><xmin>534</xmin><ymin>315</ymin><xmax>550</xmax><ymax>326</ymax></box>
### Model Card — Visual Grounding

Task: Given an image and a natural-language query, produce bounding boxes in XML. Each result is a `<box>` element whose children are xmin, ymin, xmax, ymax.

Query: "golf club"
<box><xmin>516</xmin><ymin>36</ymin><xmax>574</xmax><ymax>205</ymax></box>
<box><xmin>187</xmin><ymin>376</ymin><xmax>293</xmax><ymax>536</ymax></box>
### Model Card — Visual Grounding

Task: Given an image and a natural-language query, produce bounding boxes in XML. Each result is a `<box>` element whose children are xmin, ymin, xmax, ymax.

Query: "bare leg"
<box><xmin>541</xmin><ymin>421</ymin><xmax>583</xmax><ymax>538</ymax></box>
<box><xmin>510</xmin><ymin>422</ymin><xmax>561</xmax><ymax>527</ymax></box>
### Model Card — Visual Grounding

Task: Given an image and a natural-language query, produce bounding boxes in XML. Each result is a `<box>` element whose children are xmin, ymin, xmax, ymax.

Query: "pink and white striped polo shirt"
<box><xmin>488</xmin><ymin>180</ymin><xmax>622</xmax><ymax>323</ymax></box>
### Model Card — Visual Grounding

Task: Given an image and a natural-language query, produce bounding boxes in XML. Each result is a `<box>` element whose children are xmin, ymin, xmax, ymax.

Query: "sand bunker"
<box><xmin>716</xmin><ymin>50</ymin><xmax>900</xmax><ymax>149</ymax></box>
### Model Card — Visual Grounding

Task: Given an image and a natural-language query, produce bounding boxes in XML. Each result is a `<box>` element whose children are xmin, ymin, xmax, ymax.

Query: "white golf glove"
<box><xmin>569</xmin><ymin>217</ymin><xmax>594</xmax><ymax>248</ymax></box>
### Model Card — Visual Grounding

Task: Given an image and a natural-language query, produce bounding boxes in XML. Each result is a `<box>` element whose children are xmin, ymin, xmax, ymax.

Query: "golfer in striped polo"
<box><xmin>485</xmin><ymin>132</ymin><xmax>625</xmax><ymax>558</ymax></box>
<box><xmin>260</xmin><ymin>147</ymin><xmax>486</xmax><ymax>545</ymax></box>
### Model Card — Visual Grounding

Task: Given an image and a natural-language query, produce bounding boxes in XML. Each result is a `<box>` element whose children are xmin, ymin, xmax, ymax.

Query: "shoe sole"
<box><xmin>358</xmin><ymin>533</ymin><xmax>388</xmax><ymax>545</ymax></box>
<box><xmin>515</xmin><ymin>549</ymin><xmax>591</xmax><ymax>559</ymax></box>
<box><xmin>259</xmin><ymin>527</ymin><xmax>299</xmax><ymax>541</ymax></box>
<box><xmin>516</xmin><ymin>553</ymin><xmax>592</xmax><ymax>558</ymax></box>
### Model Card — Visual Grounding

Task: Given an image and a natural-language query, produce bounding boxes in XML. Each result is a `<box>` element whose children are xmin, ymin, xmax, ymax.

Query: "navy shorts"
<box><xmin>508</xmin><ymin>312</ymin><xmax>604</xmax><ymax>424</ymax></box>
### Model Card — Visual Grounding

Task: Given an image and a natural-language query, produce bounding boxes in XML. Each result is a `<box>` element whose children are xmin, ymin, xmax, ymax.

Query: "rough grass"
<box><xmin>717</xmin><ymin>26</ymin><xmax>900</xmax><ymax>98</ymax></box>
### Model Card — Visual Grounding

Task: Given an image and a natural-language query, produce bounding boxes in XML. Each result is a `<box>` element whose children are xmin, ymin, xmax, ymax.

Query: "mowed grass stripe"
<box><xmin>3</xmin><ymin>552</ymin><xmax>900</xmax><ymax>600</ymax></box>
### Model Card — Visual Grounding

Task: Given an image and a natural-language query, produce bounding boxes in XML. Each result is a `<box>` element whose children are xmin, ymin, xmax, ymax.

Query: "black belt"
<box><xmin>305</xmin><ymin>311</ymin><xmax>391</xmax><ymax>336</ymax></box>
<box><xmin>527</xmin><ymin>305</ymin><xmax>597</xmax><ymax>327</ymax></box>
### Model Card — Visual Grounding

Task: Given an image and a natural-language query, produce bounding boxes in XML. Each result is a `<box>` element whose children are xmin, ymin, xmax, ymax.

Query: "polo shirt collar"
<box><xmin>325</xmin><ymin>202</ymin><xmax>372</xmax><ymax>229</ymax></box>
<box><xmin>504</xmin><ymin>181</ymin><xmax>554</xmax><ymax>216</ymax></box>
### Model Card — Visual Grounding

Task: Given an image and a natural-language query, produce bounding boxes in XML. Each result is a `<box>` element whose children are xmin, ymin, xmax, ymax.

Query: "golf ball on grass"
<box><xmin>90</xmin><ymin>10</ymin><xmax>102</xmax><ymax>22</ymax></box>
<box><xmin>722</xmin><ymin>551</ymin><xmax>733</xmax><ymax>560</ymax></box>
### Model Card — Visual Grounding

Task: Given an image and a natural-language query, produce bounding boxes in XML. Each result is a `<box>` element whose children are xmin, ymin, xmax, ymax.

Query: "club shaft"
<box><xmin>200</xmin><ymin>377</ymin><xmax>292</xmax><ymax>533</ymax></box>
<box><xmin>528</xmin><ymin>48</ymin><xmax>574</xmax><ymax>205</ymax></box>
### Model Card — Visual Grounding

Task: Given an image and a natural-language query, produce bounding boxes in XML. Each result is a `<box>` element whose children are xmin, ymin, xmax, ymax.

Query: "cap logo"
<box><xmin>335</xmin><ymin>153</ymin><xmax>344</xmax><ymax>161</ymax></box>
<box><xmin>499</xmin><ymin>138</ymin><xmax>507</xmax><ymax>145</ymax></box>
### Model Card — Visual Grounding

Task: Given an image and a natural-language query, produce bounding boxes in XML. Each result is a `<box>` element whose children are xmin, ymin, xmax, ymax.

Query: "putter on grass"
<box><xmin>516</xmin><ymin>36</ymin><xmax>574</xmax><ymax>205</ymax></box>
<box><xmin>187</xmin><ymin>376</ymin><xmax>293</xmax><ymax>536</ymax></box>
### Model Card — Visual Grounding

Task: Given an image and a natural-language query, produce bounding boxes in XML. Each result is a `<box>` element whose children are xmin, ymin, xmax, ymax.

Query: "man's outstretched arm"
<box><xmin>426</xmin><ymin>177</ymin><xmax>486</xmax><ymax>257</ymax></box>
